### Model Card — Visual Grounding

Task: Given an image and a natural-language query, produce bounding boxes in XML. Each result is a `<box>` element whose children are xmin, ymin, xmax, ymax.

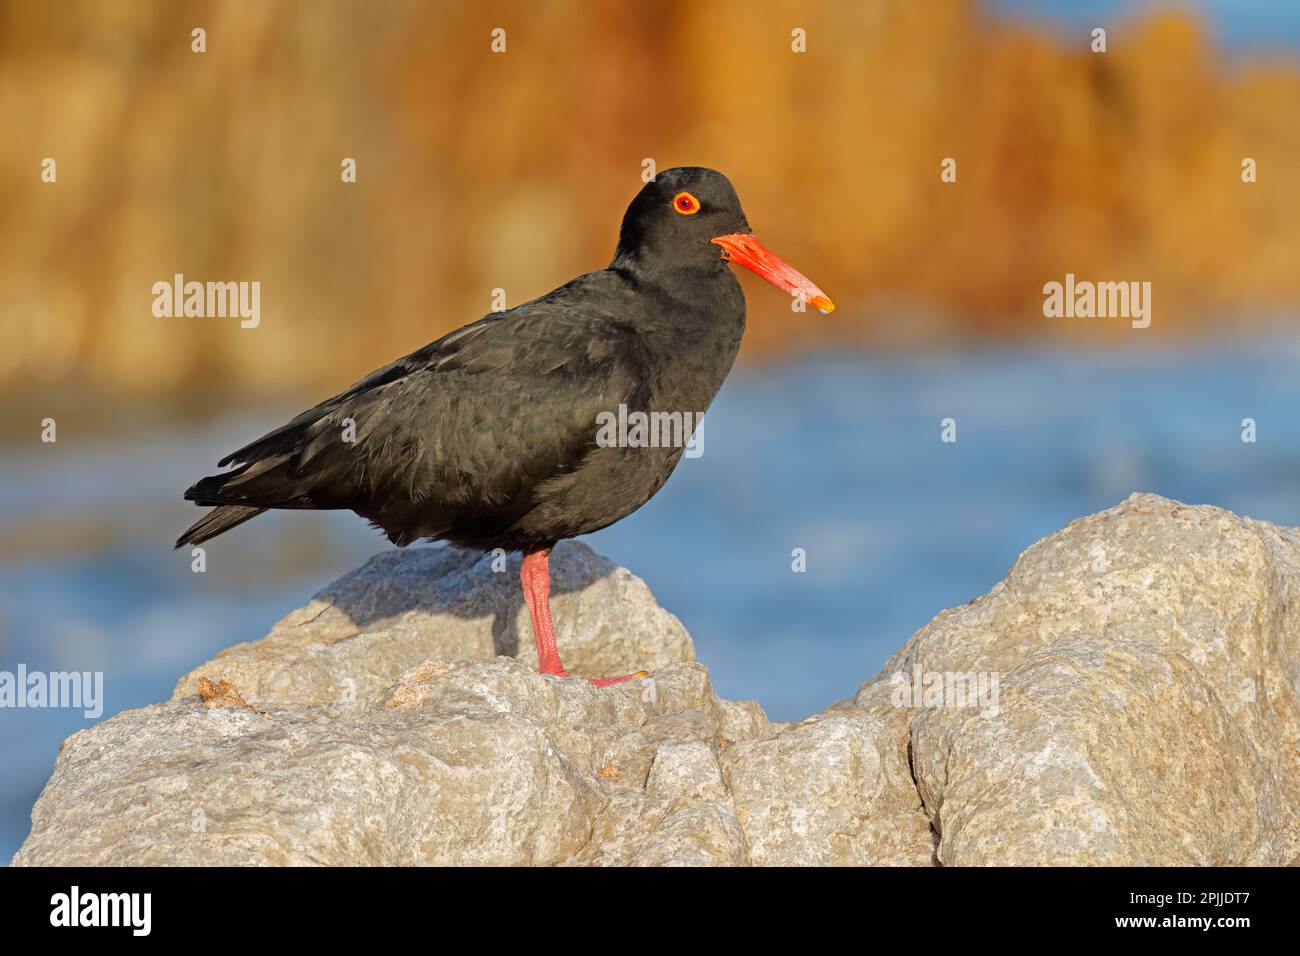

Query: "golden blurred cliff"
<box><xmin>2</xmin><ymin>0</ymin><xmax>1298</xmax><ymax>409</ymax></box>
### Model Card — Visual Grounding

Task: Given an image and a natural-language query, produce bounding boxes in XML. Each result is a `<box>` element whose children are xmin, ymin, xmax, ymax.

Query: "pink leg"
<box><xmin>520</xmin><ymin>547</ymin><xmax>567</xmax><ymax>677</ymax></box>
<box><xmin>520</xmin><ymin>547</ymin><xmax>648</xmax><ymax>687</ymax></box>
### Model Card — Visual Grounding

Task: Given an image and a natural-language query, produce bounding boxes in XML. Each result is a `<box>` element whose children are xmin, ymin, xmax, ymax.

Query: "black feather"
<box><xmin>175</xmin><ymin>505</ymin><xmax>265</xmax><ymax>548</ymax></box>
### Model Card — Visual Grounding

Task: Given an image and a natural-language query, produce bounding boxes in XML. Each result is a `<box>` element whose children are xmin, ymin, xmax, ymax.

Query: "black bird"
<box><xmin>177</xmin><ymin>167</ymin><xmax>833</xmax><ymax>685</ymax></box>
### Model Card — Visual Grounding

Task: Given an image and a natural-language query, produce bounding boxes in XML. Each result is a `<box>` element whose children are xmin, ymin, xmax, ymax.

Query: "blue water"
<box><xmin>3</xmin><ymin>340</ymin><xmax>1300</xmax><ymax>862</ymax></box>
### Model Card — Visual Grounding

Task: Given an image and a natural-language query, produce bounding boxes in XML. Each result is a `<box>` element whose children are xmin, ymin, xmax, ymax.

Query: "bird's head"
<box><xmin>613</xmin><ymin>166</ymin><xmax>834</xmax><ymax>314</ymax></box>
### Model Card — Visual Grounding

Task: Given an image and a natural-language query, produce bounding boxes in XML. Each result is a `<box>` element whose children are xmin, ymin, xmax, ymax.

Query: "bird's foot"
<box><xmin>589</xmin><ymin>671</ymin><xmax>650</xmax><ymax>688</ymax></box>
<box><xmin>536</xmin><ymin>664</ymin><xmax>650</xmax><ymax>687</ymax></box>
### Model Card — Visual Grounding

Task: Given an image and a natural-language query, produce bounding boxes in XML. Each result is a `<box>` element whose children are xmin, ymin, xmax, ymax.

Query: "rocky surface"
<box><xmin>15</xmin><ymin>658</ymin><xmax>931</xmax><ymax>866</ymax></box>
<box><xmin>856</xmin><ymin>493</ymin><xmax>1300</xmax><ymax>865</ymax></box>
<box><xmin>170</xmin><ymin>542</ymin><xmax>695</xmax><ymax>708</ymax></box>
<box><xmin>14</xmin><ymin>494</ymin><xmax>1300</xmax><ymax>866</ymax></box>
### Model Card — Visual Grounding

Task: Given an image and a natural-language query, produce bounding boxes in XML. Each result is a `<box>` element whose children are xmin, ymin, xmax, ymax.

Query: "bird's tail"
<box><xmin>174</xmin><ymin>505</ymin><xmax>265</xmax><ymax>549</ymax></box>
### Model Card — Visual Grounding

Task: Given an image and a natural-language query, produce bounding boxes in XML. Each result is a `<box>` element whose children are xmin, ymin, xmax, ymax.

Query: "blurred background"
<box><xmin>2</xmin><ymin>0</ymin><xmax>1300</xmax><ymax>861</ymax></box>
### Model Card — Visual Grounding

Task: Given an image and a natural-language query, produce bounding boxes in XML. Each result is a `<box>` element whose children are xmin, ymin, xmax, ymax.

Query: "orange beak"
<box><xmin>711</xmin><ymin>233</ymin><xmax>834</xmax><ymax>314</ymax></box>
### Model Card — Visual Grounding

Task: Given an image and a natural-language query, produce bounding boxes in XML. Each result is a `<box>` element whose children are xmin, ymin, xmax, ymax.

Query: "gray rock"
<box><xmin>16</xmin><ymin>654</ymin><xmax>924</xmax><ymax>866</ymax></box>
<box><xmin>15</xmin><ymin>494</ymin><xmax>1300</xmax><ymax>866</ymax></box>
<box><xmin>171</xmin><ymin>541</ymin><xmax>695</xmax><ymax>708</ymax></box>
<box><xmin>721</xmin><ymin>711</ymin><xmax>935</xmax><ymax>866</ymax></box>
<box><xmin>856</xmin><ymin>493</ymin><xmax>1300</xmax><ymax>865</ymax></box>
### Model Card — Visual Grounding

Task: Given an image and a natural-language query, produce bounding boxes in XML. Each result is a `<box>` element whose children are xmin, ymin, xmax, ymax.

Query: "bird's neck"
<box><xmin>608</xmin><ymin>252</ymin><xmax>743</xmax><ymax>325</ymax></box>
<box><xmin>604</xmin><ymin>259</ymin><xmax>746</xmax><ymax>409</ymax></box>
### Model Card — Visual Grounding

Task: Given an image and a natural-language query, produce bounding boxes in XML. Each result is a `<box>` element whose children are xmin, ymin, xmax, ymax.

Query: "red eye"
<box><xmin>673</xmin><ymin>191</ymin><xmax>701</xmax><ymax>215</ymax></box>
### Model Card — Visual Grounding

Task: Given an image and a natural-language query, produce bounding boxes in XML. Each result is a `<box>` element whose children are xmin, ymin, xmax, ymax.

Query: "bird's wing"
<box><xmin>185</xmin><ymin>291</ymin><xmax>650</xmax><ymax>526</ymax></box>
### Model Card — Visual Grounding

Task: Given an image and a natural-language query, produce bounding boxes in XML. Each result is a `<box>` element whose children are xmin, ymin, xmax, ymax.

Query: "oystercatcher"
<box><xmin>177</xmin><ymin>167</ymin><xmax>833</xmax><ymax>686</ymax></box>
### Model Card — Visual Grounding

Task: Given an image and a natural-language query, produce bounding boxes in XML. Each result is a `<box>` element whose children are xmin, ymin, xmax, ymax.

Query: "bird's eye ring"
<box><xmin>672</xmin><ymin>191</ymin><xmax>701</xmax><ymax>215</ymax></box>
